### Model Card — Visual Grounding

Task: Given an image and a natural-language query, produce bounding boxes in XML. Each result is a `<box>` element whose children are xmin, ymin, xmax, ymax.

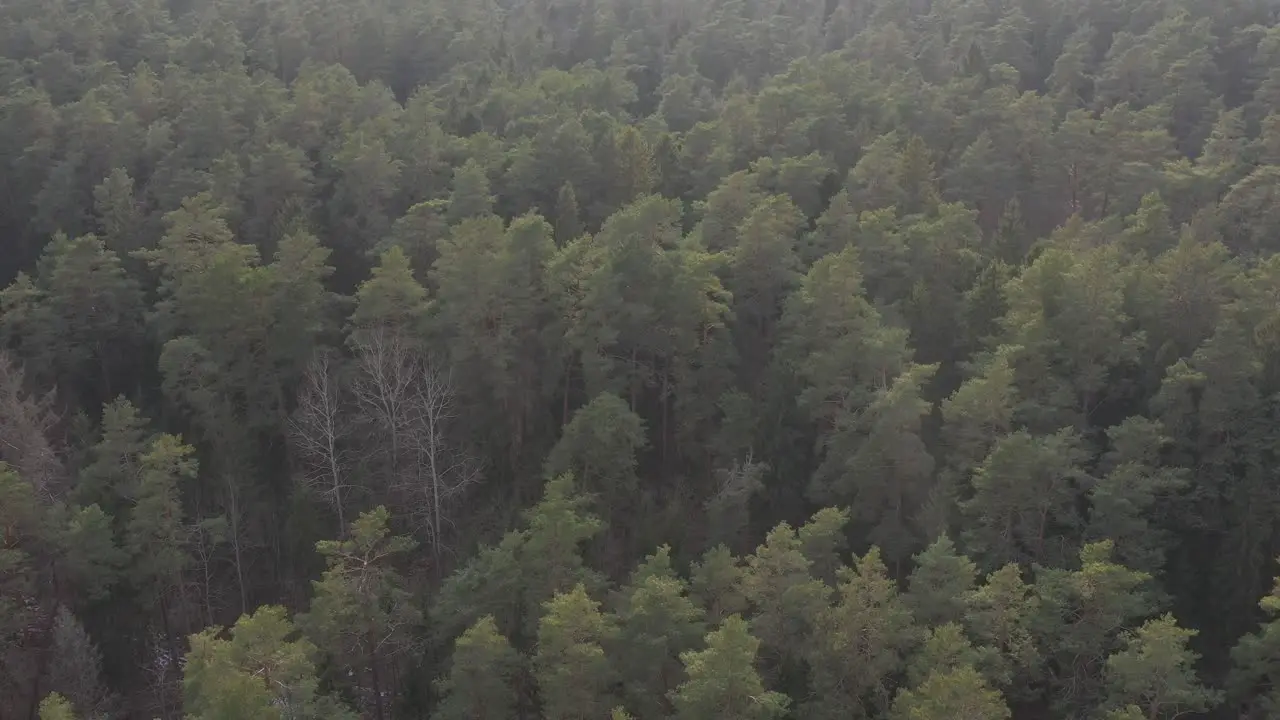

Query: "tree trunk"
<box><xmin>369</xmin><ymin>646</ymin><xmax>385</xmax><ymax>720</ymax></box>
<box><xmin>226</xmin><ymin>478</ymin><xmax>248</xmax><ymax>615</ymax></box>
<box><xmin>661</xmin><ymin>367</ymin><xmax>670</xmax><ymax>467</ymax></box>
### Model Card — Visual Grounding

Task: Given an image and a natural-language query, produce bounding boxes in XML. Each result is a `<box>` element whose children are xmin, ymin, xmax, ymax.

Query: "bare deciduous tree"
<box><xmin>186</xmin><ymin>514</ymin><xmax>229</xmax><ymax>627</ymax></box>
<box><xmin>0</xmin><ymin>352</ymin><xmax>64</xmax><ymax>500</ymax></box>
<box><xmin>290</xmin><ymin>352</ymin><xmax>357</xmax><ymax>532</ymax></box>
<box><xmin>348</xmin><ymin>329</ymin><xmax>481</xmax><ymax>559</ymax></box>
<box><xmin>401</xmin><ymin>365</ymin><xmax>481</xmax><ymax>562</ymax></box>
<box><xmin>351</xmin><ymin>329</ymin><xmax>419</xmax><ymax>476</ymax></box>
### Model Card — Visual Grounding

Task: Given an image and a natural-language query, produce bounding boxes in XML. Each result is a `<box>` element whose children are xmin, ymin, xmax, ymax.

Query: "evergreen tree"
<box><xmin>740</xmin><ymin>520</ymin><xmax>832</xmax><ymax>666</ymax></box>
<box><xmin>432</xmin><ymin>616</ymin><xmax>521</xmax><ymax>720</ymax></box>
<box><xmin>890</xmin><ymin>665</ymin><xmax>1011</xmax><ymax>720</ymax></box>
<box><xmin>1104</xmin><ymin>614</ymin><xmax>1220</xmax><ymax>719</ymax></box>
<box><xmin>961</xmin><ymin>430</ymin><xmax>1091</xmax><ymax>570</ymax></box>
<box><xmin>612</xmin><ymin>546</ymin><xmax>706</xmax><ymax>720</ymax></box>
<box><xmin>672</xmin><ymin>616</ymin><xmax>788</xmax><ymax>720</ymax></box>
<box><xmin>46</xmin><ymin>607</ymin><xmax>110</xmax><ymax>718</ymax></box>
<box><xmin>806</xmin><ymin>548</ymin><xmax>918</xmax><ymax>720</ymax></box>
<box><xmin>184</xmin><ymin>606</ymin><xmax>354</xmax><ymax>720</ymax></box>
<box><xmin>447</xmin><ymin>160</ymin><xmax>495</xmax><ymax>224</ymax></box>
<box><xmin>554</xmin><ymin>182</ymin><xmax>584</xmax><ymax>245</ymax></box>
<box><xmin>1228</xmin><ymin>574</ymin><xmax>1280</xmax><ymax>718</ymax></box>
<box><xmin>38</xmin><ymin>694</ymin><xmax>77</xmax><ymax>720</ymax></box>
<box><xmin>963</xmin><ymin>564</ymin><xmax>1041</xmax><ymax>695</ymax></box>
<box><xmin>534</xmin><ymin>585</ymin><xmax>617</xmax><ymax>720</ymax></box>
<box><xmin>1033</xmin><ymin>541</ymin><xmax>1156</xmax><ymax>716</ymax></box>
<box><xmin>906</xmin><ymin>535</ymin><xmax>978</xmax><ymax>628</ymax></box>
<box><xmin>303</xmin><ymin>507</ymin><xmax>421</xmax><ymax>720</ymax></box>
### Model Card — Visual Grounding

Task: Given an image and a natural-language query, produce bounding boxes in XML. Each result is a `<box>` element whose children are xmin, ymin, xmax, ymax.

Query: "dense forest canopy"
<box><xmin>6</xmin><ymin>0</ymin><xmax>1280</xmax><ymax>718</ymax></box>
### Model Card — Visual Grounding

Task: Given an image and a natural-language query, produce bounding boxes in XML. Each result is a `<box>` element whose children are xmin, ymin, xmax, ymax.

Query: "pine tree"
<box><xmin>906</xmin><ymin>536</ymin><xmax>978</xmax><ymax>628</ymax></box>
<box><xmin>58</xmin><ymin>504</ymin><xmax>125</xmax><ymax>603</ymax></box>
<box><xmin>545</xmin><ymin>392</ymin><xmax>646</xmax><ymax>526</ymax></box>
<box><xmin>1033</xmin><ymin>541</ymin><xmax>1156</xmax><ymax>716</ymax></box>
<box><xmin>806</xmin><ymin>548</ymin><xmax>918</xmax><ymax>720</ymax></box>
<box><xmin>432</xmin><ymin>475</ymin><xmax>604</xmax><ymax>641</ymax></box>
<box><xmin>740</xmin><ymin>521</ymin><xmax>831</xmax><ymax>666</ymax></box>
<box><xmin>906</xmin><ymin>623</ymin><xmax>1003</xmax><ymax>688</ymax></box>
<box><xmin>961</xmin><ymin>430</ymin><xmax>1091</xmax><ymax>570</ymax></box>
<box><xmin>92</xmin><ymin>168</ymin><xmax>147</xmax><ymax>255</ymax></box>
<box><xmin>534</xmin><ymin>585</ymin><xmax>618</xmax><ymax>720</ymax></box>
<box><xmin>690</xmin><ymin>545</ymin><xmax>747</xmax><ymax>625</ymax></box>
<box><xmin>447</xmin><ymin>159</ymin><xmax>495</xmax><ymax>224</ymax></box>
<box><xmin>1228</xmin><ymin>574</ymin><xmax>1280</xmax><ymax>717</ymax></box>
<box><xmin>125</xmin><ymin>435</ymin><xmax>196</xmax><ymax>623</ymax></box>
<box><xmin>184</xmin><ymin>606</ymin><xmax>354</xmax><ymax>720</ymax></box>
<box><xmin>613</xmin><ymin>546</ymin><xmax>706</xmax><ymax>720</ymax></box>
<box><xmin>672</xmin><ymin>616</ymin><xmax>788</xmax><ymax>720</ymax></box>
<box><xmin>46</xmin><ymin>607</ymin><xmax>110</xmax><ymax>718</ymax></box>
<box><xmin>554</xmin><ymin>182</ymin><xmax>584</xmax><ymax>245</ymax></box>
<box><xmin>38</xmin><ymin>694</ymin><xmax>77</xmax><ymax>720</ymax></box>
<box><xmin>433</xmin><ymin>616</ymin><xmax>521</xmax><ymax>720</ymax></box>
<box><xmin>890</xmin><ymin>665</ymin><xmax>1011</xmax><ymax>720</ymax></box>
<box><xmin>1104</xmin><ymin>614</ymin><xmax>1220</xmax><ymax>719</ymax></box>
<box><xmin>963</xmin><ymin>563</ymin><xmax>1041</xmax><ymax>695</ymax></box>
<box><xmin>303</xmin><ymin>507</ymin><xmax>421</xmax><ymax>720</ymax></box>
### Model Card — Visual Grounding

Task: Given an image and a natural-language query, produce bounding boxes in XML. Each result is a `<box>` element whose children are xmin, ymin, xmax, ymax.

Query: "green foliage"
<box><xmin>672</xmin><ymin>616</ymin><xmax>789</xmax><ymax>720</ymax></box>
<box><xmin>961</xmin><ymin>430</ymin><xmax>1091</xmax><ymax>570</ymax></box>
<box><xmin>1086</xmin><ymin>419</ymin><xmax>1187</xmax><ymax>575</ymax></box>
<box><xmin>0</xmin><ymin>233</ymin><xmax>143</xmax><ymax>402</ymax></box>
<box><xmin>350</xmin><ymin>246</ymin><xmax>430</xmax><ymax>341</ymax></box>
<box><xmin>1033</xmin><ymin>541</ymin><xmax>1156</xmax><ymax>715</ymax></box>
<box><xmin>545</xmin><ymin>393</ymin><xmax>646</xmax><ymax>518</ymax></box>
<box><xmin>906</xmin><ymin>623</ymin><xmax>1003</xmax><ymax>689</ymax></box>
<box><xmin>433</xmin><ymin>212</ymin><xmax>558</xmax><ymax>464</ymax></box>
<box><xmin>740</xmin><ymin>520</ymin><xmax>832</xmax><ymax>664</ymax></box>
<box><xmin>690</xmin><ymin>545</ymin><xmax>747</xmax><ymax>625</ymax></box>
<box><xmin>125</xmin><ymin>435</ymin><xmax>196</xmax><ymax>608</ymax></box>
<box><xmin>303</xmin><ymin>507</ymin><xmax>421</xmax><ymax>720</ymax></box>
<box><xmin>433</xmin><ymin>616</ymin><xmax>521</xmax><ymax>720</ymax></box>
<box><xmin>184</xmin><ymin>606</ymin><xmax>354</xmax><ymax>720</ymax></box>
<box><xmin>613</xmin><ymin>546</ymin><xmax>707</xmax><ymax>720</ymax></box>
<box><xmin>37</xmin><ymin>694</ymin><xmax>76</xmax><ymax>720</ymax></box>
<box><xmin>906</xmin><ymin>536</ymin><xmax>978</xmax><ymax>628</ymax></box>
<box><xmin>432</xmin><ymin>475</ymin><xmax>604</xmax><ymax>640</ymax></box>
<box><xmin>806</xmin><ymin>548</ymin><xmax>918</xmax><ymax>719</ymax></box>
<box><xmin>1105</xmin><ymin>614</ymin><xmax>1220</xmax><ymax>719</ymax></box>
<box><xmin>57</xmin><ymin>504</ymin><xmax>124</xmax><ymax>601</ymax></box>
<box><xmin>1228</xmin><ymin>574</ymin><xmax>1280</xmax><ymax>717</ymax></box>
<box><xmin>963</xmin><ymin>564</ymin><xmax>1041</xmax><ymax>693</ymax></box>
<box><xmin>2</xmin><ymin>0</ymin><xmax>1280</xmax><ymax>716</ymax></box>
<box><xmin>534</xmin><ymin>585</ymin><xmax>617</xmax><ymax>720</ymax></box>
<box><xmin>447</xmin><ymin>160</ymin><xmax>495</xmax><ymax>224</ymax></box>
<box><xmin>890</xmin><ymin>665</ymin><xmax>1010</xmax><ymax>720</ymax></box>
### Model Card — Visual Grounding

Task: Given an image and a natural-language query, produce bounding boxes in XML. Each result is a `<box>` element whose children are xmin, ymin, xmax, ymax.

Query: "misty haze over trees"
<box><xmin>4</xmin><ymin>0</ymin><xmax>1280</xmax><ymax>718</ymax></box>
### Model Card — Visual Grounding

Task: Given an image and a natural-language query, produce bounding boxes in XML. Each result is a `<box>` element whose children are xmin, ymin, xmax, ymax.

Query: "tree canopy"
<box><xmin>3</xmin><ymin>0</ymin><xmax>1280</xmax><ymax>718</ymax></box>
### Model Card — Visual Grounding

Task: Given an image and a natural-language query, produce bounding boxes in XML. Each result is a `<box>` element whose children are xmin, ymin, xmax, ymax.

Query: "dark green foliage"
<box><xmin>433</xmin><ymin>616</ymin><xmax>521</xmax><ymax>720</ymax></box>
<box><xmin>1</xmin><ymin>0</ymin><xmax>1279</xmax><ymax>717</ymax></box>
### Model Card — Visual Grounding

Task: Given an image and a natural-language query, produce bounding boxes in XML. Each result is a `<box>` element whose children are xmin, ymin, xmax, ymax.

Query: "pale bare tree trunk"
<box><xmin>0</xmin><ymin>353</ymin><xmax>65</xmax><ymax>500</ymax></box>
<box><xmin>404</xmin><ymin>365</ymin><xmax>480</xmax><ymax>563</ymax></box>
<box><xmin>221</xmin><ymin>476</ymin><xmax>249</xmax><ymax>616</ymax></box>
<box><xmin>290</xmin><ymin>352</ymin><xmax>356</xmax><ymax>534</ymax></box>
<box><xmin>350</xmin><ymin>330</ymin><xmax>481</xmax><ymax>559</ymax></box>
<box><xmin>352</xmin><ymin>329</ymin><xmax>419</xmax><ymax>483</ymax></box>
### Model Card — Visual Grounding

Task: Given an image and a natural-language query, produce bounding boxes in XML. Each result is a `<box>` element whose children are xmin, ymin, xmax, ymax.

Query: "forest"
<box><xmin>5</xmin><ymin>0</ymin><xmax>1280</xmax><ymax>717</ymax></box>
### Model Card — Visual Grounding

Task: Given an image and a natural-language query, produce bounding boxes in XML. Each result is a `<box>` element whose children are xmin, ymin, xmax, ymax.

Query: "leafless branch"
<box><xmin>351</xmin><ymin>329</ymin><xmax>420</xmax><ymax>477</ymax></box>
<box><xmin>290</xmin><ymin>351</ymin><xmax>359</xmax><ymax>531</ymax></box>
<box><xmin>397</xmin><ymin>362</ymin><xmax>482</xmax><ymax>562</ymax></box>
<box><xmin>349</xmin><ymin>330</ymin><xmax>481</xmax><ymax>559</ymax></box>
<box><xmin>0</xmin><ymin>352</ymin><xmax>65</xmax><ymax>500</ymax></box>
